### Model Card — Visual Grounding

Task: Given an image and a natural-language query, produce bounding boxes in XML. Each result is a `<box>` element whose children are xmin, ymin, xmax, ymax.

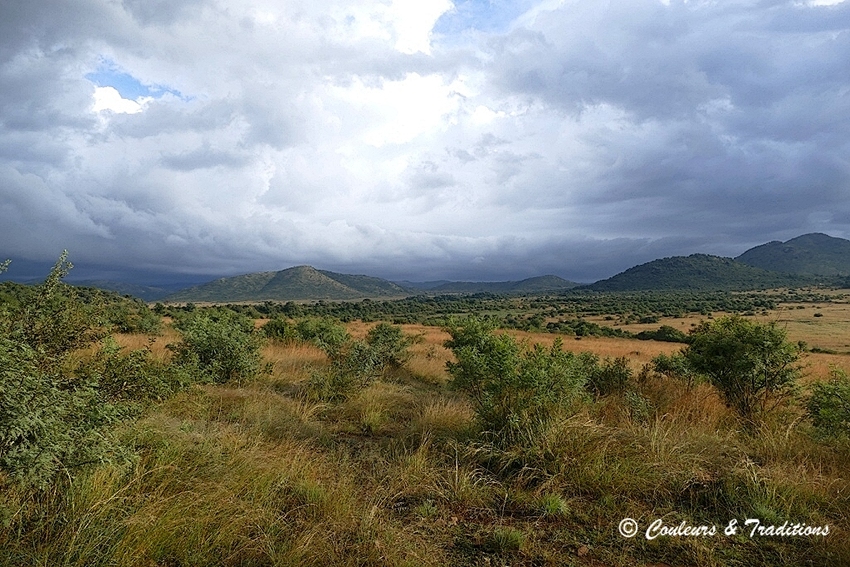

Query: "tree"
<box><xmin>683</xmin><ymin>315</ymin><xmax>801</xmax><ymax>425</ymax></box>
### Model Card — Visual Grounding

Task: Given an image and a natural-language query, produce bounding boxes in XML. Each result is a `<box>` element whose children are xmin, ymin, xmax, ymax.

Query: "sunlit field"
<box><xmin>3</xmin><ymin>298</ymin><xmax>850</xmax><ymax>567</ymax></box>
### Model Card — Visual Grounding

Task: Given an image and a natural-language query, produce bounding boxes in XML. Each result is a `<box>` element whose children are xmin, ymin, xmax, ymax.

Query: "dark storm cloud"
<box><xmin>1</xmin><ymin>0</ymin><xmax>850</xmax><ymax>285</ymax></box>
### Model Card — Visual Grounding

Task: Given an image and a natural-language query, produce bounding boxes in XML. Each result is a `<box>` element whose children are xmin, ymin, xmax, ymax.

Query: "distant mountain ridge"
<box><xmin>427</xmin><ymin>275</ymin><xmax>578</xmax><ymax>294</ymax></box>
<box><xmin>736</xmin><ymin>233</ymin><xmax>850</xmax><ymax>276</ymax></box>
<box><xmin>164</xmin><ymin>269</ymin><xmax>579</xmax><ymax>303</ymax></box>
<box><xmin>164</xmin><ymin>265</ymin><xmax>411</xmax><ymax>302</ymax></box>
<box><xmin>585</xmin><ymin>254</ymin><xmax>809</xmax><ymax>292</ymax></box>
<box><xmin>15</xmin><ymin>232</ymin><xmax>845</xmax><ymax>302</ymax></box>
<box><xmin>68</xmin><ymin>280</ymin><xmax>186</xmax><ymax>302</ymax></box>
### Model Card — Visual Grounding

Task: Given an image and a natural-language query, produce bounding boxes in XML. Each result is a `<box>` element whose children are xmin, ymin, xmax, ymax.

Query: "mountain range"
<box><xmin>6</xmin><ymin>232</ymin><xmax>846</xmax><ymax>302</ymax></box>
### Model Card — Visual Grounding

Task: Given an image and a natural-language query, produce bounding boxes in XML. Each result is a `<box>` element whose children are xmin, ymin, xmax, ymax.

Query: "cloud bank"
<box><xmin>1</xmin><ymin>0</ymin><xmax>849</xmax><ymax>283</ymax></box>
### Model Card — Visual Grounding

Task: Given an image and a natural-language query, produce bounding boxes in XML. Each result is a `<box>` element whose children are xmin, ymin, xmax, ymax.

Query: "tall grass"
<box><xmin>2</xmin><ymin>322</ymin><xmax>848</xmax><ymax>567</ymax></box>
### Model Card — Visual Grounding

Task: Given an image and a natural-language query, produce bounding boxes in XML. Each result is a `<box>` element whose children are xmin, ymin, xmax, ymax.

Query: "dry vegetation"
<box><xmin>3</xmin><ymin>307</ymin><xmax>850</xmax><ymax>567</ymax></box>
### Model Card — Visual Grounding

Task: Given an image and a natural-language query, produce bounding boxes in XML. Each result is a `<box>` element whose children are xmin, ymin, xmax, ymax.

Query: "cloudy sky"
<box><xmin>2</xmin><ymin>0</ymin><xmax>849</xmax><ymax>284</ymax></box>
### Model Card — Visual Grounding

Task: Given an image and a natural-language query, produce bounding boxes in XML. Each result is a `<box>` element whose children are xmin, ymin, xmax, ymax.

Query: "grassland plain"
<box><xmin>2</xmin><ymin>308</ymin><xmax>849</xmax><ymax>566</ymax></box>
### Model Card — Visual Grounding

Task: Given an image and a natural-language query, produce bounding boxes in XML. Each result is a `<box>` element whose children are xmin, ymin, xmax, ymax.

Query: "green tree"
<box><xmin>683</xmin><ymin>315</ymin><xmax>801</xmax><ymax>425</ymax></box>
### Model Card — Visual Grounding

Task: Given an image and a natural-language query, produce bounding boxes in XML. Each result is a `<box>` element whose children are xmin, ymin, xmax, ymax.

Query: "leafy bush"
<box><xmin>0</xmin><ymin>254</ymin><xmax>119</xmax><ymax>488</ymax></box>
<box><xmin>651</xmin><ymin>352</ymin><xmax>701</xmax><ymax>388</ymax></box>
<box><xmin>683</xmin><ymin>315</ymin><xmax>801</xmax><ymax>425</ymax></box>
<box><xmin>101</xmin><ymin>297</ymin><xmax>162</xmax><ymax>335</ymax></box>
<box><xmin>294</xmin><ymin>317</ymin><xmax>351</xmax><ymax>357</ymax></box>
<box><xmin>306</xmin><ymin>323</ymin><xmax>417</xmax><ymax>401</ymax></box>
<box><xmin>635</xmin><ymin>325</ymin><xmax>690</xmax><ymax>343</ymax></box>
<box><xmin>808</xmin><ymin>368</ymin><xmax>850</xmax><ymax>439</ymax></box>
<box><xmin>363</xmin><ymin>322</ymin><xmax>418</xmax><ymax>371</ymax></box>
<box><xmin>444</xmin><ymin>318</ymin><xmax>590</xmax><ymax>440</ymax></box>
<box><xmin>261</xmin><ymin>317</ymin><xmax>298</xmax><ymax>342</ymax></box>
<box><xmin>77</xmin><ymin>337</ymin><xmax>194</xmax><ymax>410</ymax></box>
<box><xmin>13</xmin><ymin>252</ymin><xmax>105</xmax><ymax>361</ymax></box>
<box><xmin>586</xmin><ymin>355</ymin><xmax>632</xmax><ymax>397</ymax></box>
<box><xmin>171</xmin><ymin>310</ymin><xmax>263</xmax><ymax>384</ymax></box>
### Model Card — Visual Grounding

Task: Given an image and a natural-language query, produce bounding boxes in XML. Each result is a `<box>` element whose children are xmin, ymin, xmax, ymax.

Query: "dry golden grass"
<box><xmin>7</xmin><ymin>310</ymin><xmax>850</xmax><ymax>566</ymax></box>
<box><xmin>342</xmin><ymin>381</ymin><xmax>417</xmax><ymax>435</ymax></box>
<box><xmin>113</xmin><ymin>326</ymin><xmax>181</xmax><ymax>361</ymax></box>
<box><xmin>502</xmin><ymin>329</ymin><xmax>682</xmax><ymax>366</ymax></box>
<box><xmin>261</xmin><ymin>341</ymin><xmax>329</xmax><ymax>387</ymax></box>
<box><xmin>410</xmin><ymin>396</ymin><xmax>476</xmax><ymax>439</ymax></box>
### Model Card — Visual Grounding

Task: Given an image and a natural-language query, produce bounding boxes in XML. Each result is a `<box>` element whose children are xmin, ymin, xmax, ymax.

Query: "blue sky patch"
<box><xmin>434</xmin><ymin>0</ymin><xmax>535</xmax><ymax>34</ymax></box>
<box><xmin>85</xmin><ymin>58</ymin><xmax>185</xmax><ymax>100</ymax></box>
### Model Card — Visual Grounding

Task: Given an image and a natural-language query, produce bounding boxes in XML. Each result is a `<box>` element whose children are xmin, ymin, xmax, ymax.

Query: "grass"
<box><xmin>2</xmin><ymin>318</ymin><xmax>849</xmax><ymax>566</ymax></box>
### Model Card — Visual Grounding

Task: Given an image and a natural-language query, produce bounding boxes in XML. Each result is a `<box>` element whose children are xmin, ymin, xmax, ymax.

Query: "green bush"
<box><xmin>444</xmin><ymin>318</ymin><xmax>590</xmax><ymax>440</ymax></box>
<box><xmin>363</xmin><ymin>322</ymin><xmax>418</xmax><ymax>371</ymax></box>
<box><xmin>586</xmin><ymin>355</ymin><xmax>632</xmax><ymax>397</ymax></box>
<box><xmin>0</xmin><ymin>254</ymin><xmax>120</xmax><ymax>488</ymax></box>
<box><xmin>101</xmin><ymin>297</ymin><xmax>162</xmax><ymax>335</ymax></box>
<box><xmin>261</xmin><ymin>317</ymin><xmax>298</xmax><ymax>342</ymax></box>
<box><xmin>171</xmin><ymin>310</ymin><xmax>263</xmax><ymax>384</ymax></box>
<box><xmin>683</xmin><ymin>315</ymin><xmax>801</xmax><ymax>425</ymax></box>
<box><xmin>808</xmin><ymin>368</ymin><xmax>850</xmax><ymax>439</ymax></box>
<box><xmin>305</xmin><ymin>323</ymin><xmax>417</xmax><ymax>401</ymax></box>
<box><xmin>76</xmin><ymin>337</ymin><xmax>194</xmax><ymax>412</ymax></box>
<box><xmin>651</xmin><ymin>352</ymin><xmax>701</xmax><ymax>388</ymax></box>
<box><xmin>635</xmin><ymin>325</ymin><xmax>690</xmax><ymax>343</ymax></box>
<box><xmin>295</xmin><ymin>317</ymin><xmax>351</xmax><ymax>357</ymax></box>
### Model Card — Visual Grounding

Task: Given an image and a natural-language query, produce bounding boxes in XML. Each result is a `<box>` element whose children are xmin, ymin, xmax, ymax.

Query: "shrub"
<box><xmin>171</xmin><ymin>310</ymin><xmax>263</xmax><ymax>383</ymax></box>
<box><xmin>808</xmin><ymin>368</ymin><xmax>850</xmax><ymax>439</ymax></box>
<box><xmin>76</xmin><ymin>337</ymin><xmax>194</xmax><ymax>411</ymax></box>
<box><xmin>586</xmin><ymin>355</ymin><xmax>632</xmax><ymax>397</ymax></box>
<box><xmin>683</xmin><ymin>315</ymin><xmax>801</xmax><ymax>425</ymax></box>
<box><xmin>101</xmin><ymin>297</ymin><xmax>162</xmax><ymax>335</ymax></box>
<box><xmin>444</xmin><ymin>318</ymin><xmax>589</xmax><ymax>440</ymax></box>
<box><xmin>651</xmin><ymin>352</ymin><xmax>701</xmax><ymax>388</ymax></box>
<box><xmin>635</xmin><ymin>325</ymin><xmax>690</xmax><ymax>343</ymax></box>
<box><xmin>363</xmin><ymin>322</ymin><xmax>418</xmax><ymax>371</ymax></box>
<box><xmin>306</xmin><ymin>323</ymin><xmax>418</xmax><ymax>401</ymax></box>
<box><xmin>0</xmin><ymin>254</ymin><xmax>119</xmax><ymax>488</ymax></box>
<box><xmin>261</xmin><ymin>317</ymin><xmax>298</xmax><ymax>342</ymax></box>
<box><xmin>294</xmin><ymin>317</ymin><xmax>351</xmax><ymax>357</ymax></box>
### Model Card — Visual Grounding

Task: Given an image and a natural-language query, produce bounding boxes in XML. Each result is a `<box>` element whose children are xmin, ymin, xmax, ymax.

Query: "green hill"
<box><xmin>736</xmin><ymin>233</ymin><xmax>850</xmax><ymax>276</ymax></box>
<box><xmin>429</xmin><ymin>275</ymin><xmax>579</xmax><ymax>294</ymax></box>
<box><xmin>586</xmin><ymin>254</ymin><xmax>808</xmax><ymax>292</ymax></box>
<box><xmin>164</xmin><ymin>266</ymin><xmax>411</xmax><ymax>302</ymax></box>
<box><xmin>68</xmin><ymin>280</ymin><xmax>182</xmax><ymax>302</ymax></box>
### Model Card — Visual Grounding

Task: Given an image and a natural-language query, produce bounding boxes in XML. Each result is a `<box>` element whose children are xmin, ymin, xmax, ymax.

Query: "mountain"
<box><xmin>68</xmin><ymin>280</ymin><xmax>184</xmax><ymax>302</ymax></box>
<box><xmin>585</xmin><ymin>254</ymin><xmax>808</xmax><ymax>292</ymax></box>
<box><xmin>394</xmin><ymin>280</ymin><xmax>452</xmax><ymax>290</ymax></box>
<box><xmin>164</xmin><ymin>265</ymin><xmax>412</xmax><ymax>302</ymax></box>
<box><xmin>428</xmin><ymin>275</ymin><xmax>579</xmax><ymax>294</ymax></box>
<box><xmin>736</xmin><ymin>233</ymin><xmax>850</xmax><ymax>276</ymax></box>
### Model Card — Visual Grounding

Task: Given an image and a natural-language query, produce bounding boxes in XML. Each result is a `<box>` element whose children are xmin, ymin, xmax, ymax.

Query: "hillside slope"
<box><xmin>737</xmin><ymin>233</ymin><xmax>850</xmax><ymax>276</ymax></box>
<box><xmin>429</xmin><ymin>275</ymin><xmax>578</xmax><ymax>294</ymax></box>
<box><xmin>165</xmin><ymin>266</ymin><xmax>411</xmax><ymax>302</ymax></box>
<box><xmin>585</xmin><ymin>254</ymin><xmax>807</xmax><ymax>291</ymax></box>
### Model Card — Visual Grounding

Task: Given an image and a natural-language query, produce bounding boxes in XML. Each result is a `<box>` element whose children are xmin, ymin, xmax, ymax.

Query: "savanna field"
<box><xmin>2</xmin><ymin>268</ymin><xmax>849</xmax><ymax>566</ymax></box>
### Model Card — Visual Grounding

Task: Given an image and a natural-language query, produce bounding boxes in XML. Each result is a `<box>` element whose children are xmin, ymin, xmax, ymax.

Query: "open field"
<box><xmin>4</xmin><ymin>295</ymin><xmax>850</xmax><ymax>567</ymax></box>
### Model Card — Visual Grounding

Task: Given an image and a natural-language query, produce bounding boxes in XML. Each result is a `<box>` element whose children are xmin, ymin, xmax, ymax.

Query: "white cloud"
<box><xmin>91</xmin><ymin>86</ymin><xmax>147</xmax><ymax>114</ymax></box>
<box><xmin>2</xmin><ymin>0</ymin><xmax>850</xmax><ymax>283</ymax></box>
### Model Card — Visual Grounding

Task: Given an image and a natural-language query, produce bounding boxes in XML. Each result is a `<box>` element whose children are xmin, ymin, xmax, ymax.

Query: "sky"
<box><xmin>2</xmin><ymin>0</ymin><xmax>850</xmax><ymax>285</ymax></box>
